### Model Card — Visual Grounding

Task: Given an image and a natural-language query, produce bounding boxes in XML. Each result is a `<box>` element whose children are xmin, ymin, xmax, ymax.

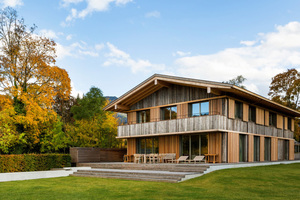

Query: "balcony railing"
<box><xmin>118</xmin><ymin>115</ymin><xmax>293</xmax><ymax>139</ymax></box>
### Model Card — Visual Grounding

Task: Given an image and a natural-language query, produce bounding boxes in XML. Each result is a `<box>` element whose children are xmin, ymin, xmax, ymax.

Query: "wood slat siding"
<box><xmin>284</xmin><ymin>117</ymin><xmax>288</xmax><ymax>130</ymax></box>
<box><xmin>276</xmin><ymin>114</ymin><xmax>283</xmax><ymax>129</ymax></box>
<box><xmin>228</xmin><ymin>132</ymin><xmax>239</xmax><ymax>163</ymax></box>
<box><xmin>130</xmin><ymin>84</ymin><xmax>216</xmax><ymax>110</ymax></box>
<box><xmin>260</xmin><ymin>136</ymin><xmax>265</xmax><ymax>162</ymax></box>
<box><xmin>177</xmin><ymin>103</ymin><xmax>188</xmax><ymax>119</ymax></box>
<box><xmin>208</xmin><ymin>133</ymin><xmax>222</xmax><ymax>163</ymax></box>
<box><xmin>289</xmin><ymin>140</ymin><xmax>294</xmax><ymax>160</ymax></box>
<box><xmin>159</xmin><ymin>135</ymin><xmax>180</xmax><ymax>159</ymax></box>
<box><xmin>248</xmin><ymin>135</ymin><xmax>254</xmax><ymax>162</ymax></box>
<box><xmin>210</xmin><ymin>99</ymin><xmax>223</xmax><ymax>115</ymax></box>
<box><xmin>271</xmin><ymin>137</ymin><xmax>278</xmax><ymax>161</ymax></box>
<box><xmin>243</xmin><ymin>103</ymin><xmax>249</xmax><ymax>122</ymax></box>
<box><xmin>127</xmin><ymin>112</ymin><xmax>137</xmax><ymax>124</ymax></box>
<box><xmin>291</xmin><ymin>119</ymin><xmax>295</xmax><ymax>131</ymax></box>
<box><xmin>265</xmin><ymin>110</ymin><xmax>269</xmax><ymax>126</ymax></box>
<box><xmin>127</xmin><ymin>138</ymin><xmax>136</xmax><ymax>155</ymax></box>
<box><xmin>150</xmin><ymin>107</ymin><xmax>160</xmax><ymax>122</ymax></box>
<box><xmin>118</xmin><ymin>115</ymin><xmax>294</xmax><ymax>139</ymax></box>
<box><xmin>256</xmin><ymin>108</ymin><xmax>264</xmax><ymax>125</ymax></box>
<box><xmin>228</xmin><ymin>99</ymin><xmax>235</xmax><ymax>119</ymax></box>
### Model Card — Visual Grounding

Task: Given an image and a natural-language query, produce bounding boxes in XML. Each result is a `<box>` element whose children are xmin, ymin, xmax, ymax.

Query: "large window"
<box><xmin>264</xmin><ymin>137</ymin><xmax>271</xmax><ymax>161</ymax></box>
<box><xmin>269</xmin><ymin>112</ymin><xmax>277</xmax><ymax>126</ymax></box>
<box><xmin>137</xmin><ymin>110</ymin><xmax>150</xmax><ymax>123</ymax></box>
<box><xmin>161</xmin><ymin>106</ymin><xmax>177</xmax><ymax>120</ymax></box>
<box><xmin>235</xmin><ymin>101</ymin><xmax>243</xmax><ymax>119</ymax></box>
<box><xmin>189</xmin><ymin>101</ymin><xmax>209</xmax><ymax>117</ymax></box>
<box><xmin>136</xmin><ymin>137</ymin><xmax>159</xmax><ymax>154</ymax></box>
<box><xmin>181</xmin><ymin>134</ymin><xmax>208</xmax><ymax>159</ymax></box>
<box><xmin>254</xmin><ymin>136</ymin><xmax>260</xmax><ymax>162</ymax></box>
<box><xmin>249</xmin><ymin>106</ymin><xmax>256</xmax><ymax>122</ymax></box>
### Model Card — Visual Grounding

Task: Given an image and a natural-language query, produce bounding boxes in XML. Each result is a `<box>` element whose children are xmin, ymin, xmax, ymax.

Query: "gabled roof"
<box><xmin>104</xmin><ymin>74</ymin><xmax>300</xmax><ymax>117</ymax></box>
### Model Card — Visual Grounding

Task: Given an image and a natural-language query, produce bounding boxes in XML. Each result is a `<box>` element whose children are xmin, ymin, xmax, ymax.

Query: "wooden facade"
<box><xmin>104</xmin><ymin>74</ymin><xmax>300</xmax><ymax>163</ymax></box>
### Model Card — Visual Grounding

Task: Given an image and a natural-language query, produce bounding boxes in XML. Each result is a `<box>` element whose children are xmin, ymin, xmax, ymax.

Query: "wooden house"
<box><xmin>104</xmin><ymin>74</ymin><xmax>299</xmax><ymax>163</ymax></box>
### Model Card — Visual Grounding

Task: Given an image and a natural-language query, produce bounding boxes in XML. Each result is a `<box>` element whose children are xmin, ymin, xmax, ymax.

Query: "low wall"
<box><xmin>70</xmin><ymin>147</ymin><xmax>127</xmax><ymax>164</ymax></box>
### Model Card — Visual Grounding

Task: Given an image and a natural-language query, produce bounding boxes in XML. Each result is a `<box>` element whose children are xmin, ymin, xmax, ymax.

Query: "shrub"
<box><xmin>0</xmin><ymin>154</ymin><xmax>71</xmax><ymax>173</ymax></box>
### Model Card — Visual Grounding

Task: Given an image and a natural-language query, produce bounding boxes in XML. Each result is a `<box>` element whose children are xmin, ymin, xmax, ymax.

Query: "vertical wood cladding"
<box><xmin>228</xmin><ymin>99</ymin><xmax>235</xmax><ymax>119</ymax></box>
<box><xmin>291</xmin><ymin>119</ymin><xmax>295</xmax><ymax>131</ymax></box>
<box><xmin>127</xmin><ymin>112</ymin><xmax>137</xmax><ymax>124</ymax></box>
<box><xmin>130</xmin><ymin>84</ymin><xmax>216</xmax><ymax>110</ymax></box>
<box><xmin>127</xmin><ymin>138</ymin><xmax>136</xmax><ymax>155</ymax></box>
<box><xmin>271</xmin><ymin>137</ymin><xmax>278</xmax><ymax>161</ymax></box>
<box><xmin>248</xmin><ymin>135</ymin><xmax>254</xmax><ymax>162</ymax></box>
<box><xmin>158</xmin><ymin>135</ymin><xmax>180</xmax><ymax>159</ymax></box>
<box><xmin>208</xmin><ymin>133</ymin><xmax>222</xmax><ymax>163</ymax></box>
<box><xmin>264</xmin><ymin>110</ymin><xmax>269</xmax><ymax>126</ymax></box>
<box><xmin>284</xmin><ymin>117</ymin><xmax>288</xmax><ymax>130</ymax></box>
<box><xmin>243</xmin><ymin>103</ymin><xmax>249</xmax><ymax>122</ymax></box>
<box><xmin>289</xmin><ymin>139</ymin><xmax>294</xmax><ymax>160</ymax></box>
<box><xmin>228</xmin><ymin>132</ymin><xmax>239</xmax><ymax>163</ymax></box>
<box><xmin>256</xmin><ymin>108</ymin><xmax>265</xmax><ymax>125</ymax></box>
<box><xmin>177</xmin><ymin>103</ymin><xmax>188</xmax><ymax>119</ymax></box>
<box><xmin>260</xmin><ymin>136</ymin><xmax>265</xmax><ymax>161</ymax></box>
<box><xmin>276</xmin><ymin>114</ymin><xmax>283</xmax><ymax>129</ymax></box>
<box><xmin>209</xmin><ymin>99</ymin><xmax>223</xmax><ymax>115</ymax></box>
<box><xmin>150</xmin><ymin>107</ymin><xmax>160</xmax><ymax>122</ymax></box>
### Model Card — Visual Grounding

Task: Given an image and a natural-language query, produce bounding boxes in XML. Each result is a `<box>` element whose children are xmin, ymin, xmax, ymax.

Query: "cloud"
<box><xmin>240</xmin><ymin>40</ymin><xmax>257</xmax><ymax>46</ymax></box>
<box><xmin>174</xmin><ymin>21</ymin><xmax>300</xmax><ymax>96</ymax></box>
<box><xmin>66</xmin><ymin>34</ymin><xmax>73</xmax><ymax>40</ymax></box>
<box><xmin>145</xmin><ymin>11</ymin><xmax>160</xmax><ymax>18</ymax></box>
<box><xmin>71</xmin><ymin>81</ymin><xmax>84</xmax><ymax>98</ymax></box>
<box><xmin>56</xmin><ymin>41</ymin><xmax>100</xmax><ymax>59</ymax></box>
<box><xmin>95</xmin><ymin>43</ymin><xmax>105</xmax><ymax>50</ymax></box>
<box><xmin>0</xmin><ymin>0</ymin><xmax>23</xmax><ymax>8</ymax></box>
<box><xmin>63</xmin><ymin>0</ymin><xmax>132</xmax><ymax>21</ymax></box>
<box><xmin>173</xmin><ymin>51</ymin><xmax>191</xmax><ymax>57</ymax></box>
<box><xmin>103</xmin><ymin>42</ymin><xmax>166</xmax><ymax>73</ymax></box>
<box><xmin>39</xmin><ymin>29</ymin><xmax>59</xmax><ymax>39</ymax></box>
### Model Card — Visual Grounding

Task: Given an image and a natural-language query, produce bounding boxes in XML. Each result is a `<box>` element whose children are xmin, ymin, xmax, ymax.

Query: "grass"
<box><xmin>0</xmin><ymin>163</ymin><xmax>300</xmax><ymax>200</ymax></box>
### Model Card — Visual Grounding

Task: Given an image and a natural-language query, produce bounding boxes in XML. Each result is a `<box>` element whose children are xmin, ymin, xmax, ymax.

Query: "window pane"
<box><xmin>192</xmin><ymin>103</ymin><xmax>200</xmax><ymax>117</ymax></box>
<box><xmin>146</xmin><ymin>110</ymin><xmax>150</xmax><ymax>122</ymax></box>
<box><xmin>235</xmin><ymin>101</ymin><xmax>243</xmax><ymax>119</ymax></box>
<box><xmin>191</xmin><ymin>135</ymin><xmax>200</xmax><ymax>159</ymax></box>
<box><xmin>146</xmin><ymin>138</ymin><xmax>152</xmax><ymax>154</ymax></box>
<box><xmin>200</xmin><ymin>134</ymin><xmax>208</xmax><ymax>155</ymax></box>
<box><xmin>171</xmin><ymin>106</ymin><xmax>177</xmax><ymax>119</ymax></box>
<box><xmin>200</xmin><ymin>102</ymin><xmax>209</xmax><ymax>116</ymax></box>
<box><xmin>140</xmin><ymin>139</ymin><xmax>145</xmax><ymax>154</ymax></box>
<box><xmin>153</xmin><ymin>137</ymin><xmax>159</xmax><ymax>153</ymax></box>
<box><xmin>182</xmin><ymin>135</ymin><xmax>189</xmax><ymax>156</ymax></box>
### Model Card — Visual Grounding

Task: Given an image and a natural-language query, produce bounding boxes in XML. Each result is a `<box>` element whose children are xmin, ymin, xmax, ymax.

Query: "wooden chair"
<box><xmin>163</xmin><ymin>153</ymin><xmax>176</xmax><ymax>163</ymax></box>
<box><xmin>187</xmin><ymin>155</ymin><xmax>205</xmax><ymax>163</ymax></box>
<box><xmin>169</xmin><ymin>156</ymin><xmax>189</xmax><ymax>164</ymax></box>
<box><xmin>133</xmin><ymin>154</ymin><xmax>143</xmax><ymax>163</ymax></box>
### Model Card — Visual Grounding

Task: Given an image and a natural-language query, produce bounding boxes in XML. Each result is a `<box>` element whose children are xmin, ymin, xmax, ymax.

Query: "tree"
<box><xmin>269</xmin><ymin>69</ymin><xmax>300</xmax><ymax>109</ymax></box>
<box><xmin>223</xmin><ymin>75</ymin><xmax>247</xmax><ymax>89</ymax></box>
<box><xmin>0</xmin><ymin>8</ymin><xmax>71</xmax><ymax>153</ymax></box>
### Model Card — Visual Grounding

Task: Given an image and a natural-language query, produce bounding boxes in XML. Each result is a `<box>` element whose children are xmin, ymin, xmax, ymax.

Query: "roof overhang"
<box><xmin>104</xmin><ymin>74</ymin><xmax>300</xmax><ymax>117</ymax></box>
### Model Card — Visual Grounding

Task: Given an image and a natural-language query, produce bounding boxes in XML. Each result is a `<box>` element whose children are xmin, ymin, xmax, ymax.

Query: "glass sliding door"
<box><xmin>136</xmin><ymin>137</ymin><xmax>159</xmax><ymax>154</ymax></box>
<box><xmin>264</xmin><ymin>137</ymin><xmax>271</xmax><ymax>161</ymax></box>
<box><xmin>180</xmin><ymin>134</ymin><xmax>208</xmax><ymax>159</ymax></box>
<box><xmin>239</xmin><ymin>134</ymin><xmax>247</xmax><ymax>162</ymax></box>
<box><xmin>284</xmin><ymin>140</ymin><xmax>289</xmax><ymax>160</ymax></box>
<box><xmin>254</xmin><ymin>136</ymin><xmax>260</xmax><ymax>161</ymax></box>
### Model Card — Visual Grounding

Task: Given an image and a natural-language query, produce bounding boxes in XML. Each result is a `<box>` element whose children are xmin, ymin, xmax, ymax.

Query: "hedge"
<box><xmin>0</xmin><ymin>154</ymin><xmax>71</xmax><ymax>173</ymax></box>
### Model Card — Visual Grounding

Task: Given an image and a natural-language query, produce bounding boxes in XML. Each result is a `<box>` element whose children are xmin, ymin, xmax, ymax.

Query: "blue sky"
<box><xmin>3</xmin><ymin>0</ymin><xmax>300</xmax><ymax>97</ymax></box>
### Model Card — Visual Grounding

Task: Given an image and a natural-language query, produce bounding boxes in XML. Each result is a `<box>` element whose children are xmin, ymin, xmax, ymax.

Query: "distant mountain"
<box><xmin>105</xmin><ymin>96</ymin><xmax>118</xmax><ymax>103</ymax></box>
<box><xmin>104</xmin><ymin>96</ymin><xmax>127</xmax><ymax>125</ymax></box>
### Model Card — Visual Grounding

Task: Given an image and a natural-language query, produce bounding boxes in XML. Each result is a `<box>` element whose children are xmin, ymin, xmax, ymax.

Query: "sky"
<box><xmin>3</xmin><ymin>0</ymin><xmax>300</xmax><ymax>98</ymax></box>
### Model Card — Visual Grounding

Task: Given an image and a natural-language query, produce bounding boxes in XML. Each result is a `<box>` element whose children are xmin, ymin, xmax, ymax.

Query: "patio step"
<box><xmin>71</xmin><ymin>169</ymin><xmax>187</xmax><ymax>183</ymax></box>
<box><xmin>77</xmin><ymin>163</ymin><xmax>210</xmax><ymax>173</ymax></box>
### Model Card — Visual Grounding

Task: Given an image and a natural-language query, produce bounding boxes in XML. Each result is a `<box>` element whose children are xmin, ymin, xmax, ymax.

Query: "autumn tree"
<box><xmin>223</xmin><ymin>75</ymin><xmax>247</xmax><ymax>89</ymax></box>
<box><xmin>0</xmin><ymin>8</ymin><xmax>71</xmax><ymax>153</ymax></box>
<box><xmin>269</xmin><ymin>69</ymin><xmax>300</xmax><ymax>109</ymax></box>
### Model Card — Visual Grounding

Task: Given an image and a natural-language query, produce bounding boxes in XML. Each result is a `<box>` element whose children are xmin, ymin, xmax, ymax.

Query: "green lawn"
<box><xmin>0</xmin><ymin>163</ymin><xmax>300</xmax><ymax>200</ymax></box>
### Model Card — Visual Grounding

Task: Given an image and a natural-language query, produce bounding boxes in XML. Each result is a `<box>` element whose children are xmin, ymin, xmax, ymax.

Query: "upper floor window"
<box><xmin>161</xmin><ymin>106</ymin><xmax>177</xmax><ymax>120</ymax></box>
<box><xmin>269</xmin><ymin>112</ymin><xmax>277</xmax><ymax>126</ymax></box>
<box><xmin>235</xmin><ymin>101</ymin><xmax>243</xmax><ymax>120</ymax></box>
<box><xmin>249</xmin><ymin>105</ymin><xmax>256</xmax><ymax>122</ymax></box>
<box><xmin>288</xmin><ymin>117</ymin><xmax>292</xmax><ymax>130</ymax></box>
<box><xmin>189</xmin><ymin>101</ymin><xmax>209</xmax><ymax>117</ymax></box>
<box><xmin>137</xmin><ymin>110</ymin><xmax>150</xmax><ymax>123</ymax></box>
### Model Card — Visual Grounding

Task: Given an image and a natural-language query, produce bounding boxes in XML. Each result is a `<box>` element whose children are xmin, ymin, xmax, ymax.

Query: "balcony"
<box><xmin>118</xmin><ymin>115</ymin><xmax>293</xmax><ymax>139</ymax></box>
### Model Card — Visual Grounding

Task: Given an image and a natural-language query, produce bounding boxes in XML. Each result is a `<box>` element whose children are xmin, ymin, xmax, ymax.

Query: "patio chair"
<box><xmin>163</xmin><ymin>153</ymin><xmax>176</xmax><ymax>163</ymax></box>
<box><xmin>187</xmin><ymin>155</ymin><xmax>205</xmax><ymax>163</ymax></box>
<box><xmin>133</xmin><ymin>154</ymin><xmax>143</xmax><ymax>163</ymax></box>
<box><xmin>149</xmin><ymin>154</ymin><xmax>159</xmax><ymax>163</ymax></box>
<box><xmin>169</xmin><ymin>156</ymin><xmax>189</xmax><ymax>164</ymax></box>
